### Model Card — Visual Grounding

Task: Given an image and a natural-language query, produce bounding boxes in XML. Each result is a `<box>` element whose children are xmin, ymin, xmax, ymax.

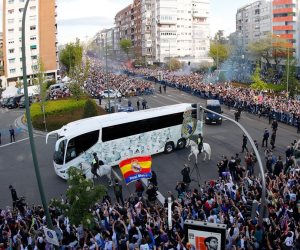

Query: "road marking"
<box><xmin>153</xmin><ymin>95</ymin><xmax>158</xmax><ymax>98</ymax></box>
<box><xmin>0</xmin><ymin>136</ymin><xmax>35</xmax><ymax>148</ymax></box>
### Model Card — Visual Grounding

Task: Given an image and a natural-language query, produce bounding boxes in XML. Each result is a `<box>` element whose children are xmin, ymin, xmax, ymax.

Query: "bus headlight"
<box><xmin>218</xmin><ymin>117</ymin><xmax>222</xmax><ymax>120</ymax></box>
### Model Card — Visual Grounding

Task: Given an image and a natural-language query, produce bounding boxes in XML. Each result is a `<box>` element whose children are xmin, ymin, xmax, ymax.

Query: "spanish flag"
<box><xmin>119</xmin><ymin>156</ymin><xmax>152</xmax><ymax>184</ymax></box>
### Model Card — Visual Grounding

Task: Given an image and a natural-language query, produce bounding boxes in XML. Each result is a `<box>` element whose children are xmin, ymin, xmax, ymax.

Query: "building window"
<box><xmin>8</xmin><ymin>0</ymin><xmax>14</xmax><ymax>3</ymax></box>
<box><xmin>8</xmin><ymin>40</ymin><xmax>14</xmax><ymax>44</ymax></box>
<box><xmin>9</xmin><ymin>49</ymin><xmax>15</xmax><ymax>54</ymax></box>
<box><xmin>8</xmin><ymin>19</ymin><xmax>14</xmax><ymax>24</ymax></box>
<box><xmin>9</xmin><ymin>58</ymin><xmax>15</xmax><ymax>63</ymax></box>
<box><xmin>30</xmin><ymin>25</ymin><xmax>36</xmax><ymax>30</ymax></box>
<box><xmin>30</xmin><ymin>36</ymin><xmax>36</xmax><ymax>41</ymax></box>
<box><xmin>19</xmin><ymin>8</ymin><xmax>24</xmax><ymax>13</ymax></box>
<box><xmin>31</xmin><ymin>55</ymin><xmax>37</xmax><ymax>60</ymax></box>
<box><xmin>8</xmin><ymin>28</ymin><xmax>14</xmax><ymax>33</ymax></box>
<box><xmin>32</xmin><ymin>65</ymin><xmax>38</xmax><ymax>70</ymax></box>
<box><xmin>8</xmin><ymin>9</ymin><xmax>14</xmax><ymax>14</ymax></box>
<box><xmin>30</xmin><ymin>45</ymin><xmax>37</xmax><ymax>50</ymax></box>
<box><xmin>30</xmin><ymin>6</ymin><xmax>36</xmax><ymax>11</ymax></box>
<box><xmin>10</xmin><ymin>68</ymin><xmax>16</xmax><ymax>73</ymax></box>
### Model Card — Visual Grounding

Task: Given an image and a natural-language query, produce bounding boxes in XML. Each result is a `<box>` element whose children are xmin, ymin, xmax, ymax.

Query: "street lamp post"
<box><xmin>198</xmin><ymin>105</ymin><xmax>266</xmax><ymax>225</ymax></box>
<box><xmin>21</xmin><ymin>0</ymin><xmax>54</xmax><ymax>231</ymax></box>
<box><xmin>286</xmin><ymin>46</ymin><xmax>290</xmax><ymax>98</ymax></box>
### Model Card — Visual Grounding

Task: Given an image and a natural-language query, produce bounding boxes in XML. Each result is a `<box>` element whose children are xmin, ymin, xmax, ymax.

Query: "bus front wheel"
<box><xmin>177</xmin><ymin>138</ymin><xmax>186</xmax><ymax>150</ymax></box>
<box><xmin>164</xmin><ymin>142</ymin><xmax>174</xmax><ymax>153</ymax></box>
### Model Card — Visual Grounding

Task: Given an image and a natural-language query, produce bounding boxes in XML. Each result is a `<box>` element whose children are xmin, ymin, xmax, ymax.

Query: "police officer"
<box><xmin>197</xmin><ymin>133</ymin><xmax>203</xmax><ymax>152</ymax></box>
<box><xmin>91</xmin><ymin>153</ymin><xmax>100</xmax><ymax>178</ymax></box>
<box><xmin>241</xmin><ymin>134</ymin><xmax>248</xmax><ymax>153</ymax></box>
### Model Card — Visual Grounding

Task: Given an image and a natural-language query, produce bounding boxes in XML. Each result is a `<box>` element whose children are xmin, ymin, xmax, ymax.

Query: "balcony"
<box><xmin>273</xmin><ymin>25</ymin><xmax>294</xmax><ymax>31</ymax></box>
<box><xmin>273</xmin><ymin>7</ymin><xmax>296</xmax><ymax>14</ymax></box>
<box><xmin>273</xmin><ymin>16</ymin><xmax>296</xmax><ymax>22</ymax></box>
<box><xmin>272</xmin><ymin>0</ymin><xmax>293</xmax><ymax>6</ymax></box>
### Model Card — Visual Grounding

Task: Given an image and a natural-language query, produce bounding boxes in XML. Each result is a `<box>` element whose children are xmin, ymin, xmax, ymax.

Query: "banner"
<box><xmin>43</xmin><ymin>227</ymin><xmax>59</xmax><ymax>246</ymax></box>
<box><xmin>119</xmin><ymin>156</ymin><xmax>152</xmax><ymax>184</ymax></box>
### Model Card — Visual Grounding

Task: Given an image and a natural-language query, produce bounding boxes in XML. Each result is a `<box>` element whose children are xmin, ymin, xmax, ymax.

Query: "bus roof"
<box><xmin>56</xmin><ymin>103</ymin><xmax>193</xmax><ymax>139</ymax></box>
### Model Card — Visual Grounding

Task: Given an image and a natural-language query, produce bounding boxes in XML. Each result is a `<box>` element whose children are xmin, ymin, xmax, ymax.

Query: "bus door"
<box><xmin>53</xmin><ymin>137</ymin><xmax>67</xmax><ymax>165</ymax></box>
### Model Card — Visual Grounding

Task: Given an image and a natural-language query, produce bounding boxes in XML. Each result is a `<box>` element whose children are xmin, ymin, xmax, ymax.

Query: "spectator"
<box><xmin>113</xmin><ymin>179</ymin><xmax>124</xmax><ymax>206</ymax></box>
<box><xmin>135</xmin><ymin>180</ymin><xmax>144</xmax><ymax>198</ymax></box>
<box><xmin>9</xmin><ymin>125</ymin><xmax>15</xmax><ymax>143</ymax></box>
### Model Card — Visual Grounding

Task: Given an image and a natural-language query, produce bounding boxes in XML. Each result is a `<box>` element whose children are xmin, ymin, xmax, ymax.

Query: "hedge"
<box><xmin>30</xmin><ymin>99</ymin><xmax>105</xmax><ymax>131</ymax></box>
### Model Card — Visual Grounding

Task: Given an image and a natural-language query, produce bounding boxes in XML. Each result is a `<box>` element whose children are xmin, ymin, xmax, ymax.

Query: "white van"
<box><xmin>49</xmin><ymin>83</ymin><xmax>65</xmax><ymax>92</ymax></box>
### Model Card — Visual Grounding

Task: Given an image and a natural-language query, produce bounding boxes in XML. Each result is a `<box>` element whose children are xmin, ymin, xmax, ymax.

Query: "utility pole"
<box><xmin>169</xmin><ymin>40</ymin><xmax>171</xmax><ymax>71</ymax></box>
<box><xmin>286</xmin><ymin>46</ymin><xmax>290</xmax><ymax>98</ymax></box>
<box><xmin>21</xmin><ymin>0</ymin><xmax>55</xmax><ymax>237</ymax></box>
<box><xmin>105</xmin><ymin>33</ymin><xmax>111</xmax><ymax>112</ymax></box>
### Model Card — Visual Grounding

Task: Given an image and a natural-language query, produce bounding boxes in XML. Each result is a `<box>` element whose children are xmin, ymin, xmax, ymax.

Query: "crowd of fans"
<box><xmin>123</xmin><ymin>67</ymin><xmax>300</xmax><ymax>128</ymax></box>
<box><xmin>2</xmin><ymin>137</ymin><xmax>300</xmax><ymax>250</ymax></box>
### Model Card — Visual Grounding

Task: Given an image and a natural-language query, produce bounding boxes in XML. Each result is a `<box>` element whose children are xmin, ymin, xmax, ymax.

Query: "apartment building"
<box><xmin>2</xmin><ymin>0</ymin><xmax>58</xmax><ymax>87</ymax></box>
<box><xmin>272</xmin><ymin>0</ymin><xmax>300</xmax><ymax>64</ymax></box>
<box><xmin>115</xmin><ymin>0</ymin><xmax>211</xmax><ymax>64</ymax></box>
<box><xmin>236</xmin><ymin>0</ymin><xmax>272</xmax><ymax>53</ymax></box>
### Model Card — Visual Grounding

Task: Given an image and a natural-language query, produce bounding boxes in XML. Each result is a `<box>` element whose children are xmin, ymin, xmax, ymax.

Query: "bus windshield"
<box><xmin>53</xmin><ymin>137</ymin><xmax>66</xmax><ymax>165</ymax></box>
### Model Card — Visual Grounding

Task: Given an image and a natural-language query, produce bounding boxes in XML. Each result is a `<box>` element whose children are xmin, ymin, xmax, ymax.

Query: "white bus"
<box><xmin>46</xmin><ymin>103</ymin><xmax>202</xmax><ymax>179</ymax></box>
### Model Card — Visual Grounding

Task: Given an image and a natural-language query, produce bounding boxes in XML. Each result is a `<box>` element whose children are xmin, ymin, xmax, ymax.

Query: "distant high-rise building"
<box><xmin>2</xmin><ymin>0</ymin><xmax>58</xmax><ymax>87</ymax></box>
<box><xmin>115</xmin><ymin>0</ymin><xmax>211</xmax><ymax>64</ymax></box>
<box><xmin>236</xmin><ymin>0</ymin><xmax>272</xmax><ymax>54</ymax></box>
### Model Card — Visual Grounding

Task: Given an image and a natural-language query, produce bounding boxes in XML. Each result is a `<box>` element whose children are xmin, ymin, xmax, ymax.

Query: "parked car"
<box><xmin>18</xmin><ymin>96</ymin><xmax>33</xmax><ymax>108</ymax></box>
<box><xmin>105</xmin><ymin>101</ymin><xmax>134</xmax><ymax>113</ymax></box>
<box><xmin>100</xmin><ymin>89</ymin><xmax>122</xmax><ymax>99</ymax></box>
<box><xmin>7</xmin><ymin>94</ymin><xmax>24</xmax><ymax>109</ymax></box>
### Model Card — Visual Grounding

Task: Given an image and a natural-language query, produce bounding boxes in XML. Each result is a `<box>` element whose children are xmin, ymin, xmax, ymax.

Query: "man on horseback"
<box><xmin>197</xmin><ymin>133</ymin><xmax>203</xmax><ymax>153</ymax></box>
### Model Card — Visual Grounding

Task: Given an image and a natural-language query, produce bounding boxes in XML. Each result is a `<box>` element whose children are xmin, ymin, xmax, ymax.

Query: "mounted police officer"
<box><xmin>197</xmin><ymin>133</ymin><xmax>203</xmax><ymax>152</ymax></box>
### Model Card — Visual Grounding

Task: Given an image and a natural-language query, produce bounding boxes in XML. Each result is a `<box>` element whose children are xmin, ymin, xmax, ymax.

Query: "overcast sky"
<box><xmin>0</xmin><ymin>0</ymin><xmax>254</xmax><ymax>44</ymax></box>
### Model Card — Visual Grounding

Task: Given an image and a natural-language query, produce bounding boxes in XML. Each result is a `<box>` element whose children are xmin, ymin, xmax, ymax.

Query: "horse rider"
<box><xmin>197</xmin><ymin>133</ymin><xmax>203</xmax><ymax>152</ymax></box>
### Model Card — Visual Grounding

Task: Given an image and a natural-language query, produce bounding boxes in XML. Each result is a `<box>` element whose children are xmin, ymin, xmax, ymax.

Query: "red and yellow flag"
<box><xmin>119</xmin><ymin>156</ymin><xmax>152</xmax><ymax>184</ymax></box>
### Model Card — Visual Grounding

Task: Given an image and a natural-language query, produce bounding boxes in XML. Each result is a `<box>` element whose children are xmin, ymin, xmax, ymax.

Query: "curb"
<box><xmin>15</xmin><ymin>115</ymin><xmax>48</xmax><ymax>136</ymax></box>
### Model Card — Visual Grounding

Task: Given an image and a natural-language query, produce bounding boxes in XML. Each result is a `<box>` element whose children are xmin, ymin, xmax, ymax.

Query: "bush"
<box><xmin>82</xmin><ymin>99</ymin><xmax>98</xmax><ymax>118</ymax></box>
<box><xmin>30</xmin><ymin>99</ymin><xmax>105</xmax><ymax>131</ymax></box>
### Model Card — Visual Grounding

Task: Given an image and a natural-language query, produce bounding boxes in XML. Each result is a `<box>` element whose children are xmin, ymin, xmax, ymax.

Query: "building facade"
<box><xmin>2</xmin><ymin>0</ymin><xmax>58</xmax><ymax>87</ymax></box>
<box><xmin>272</xmin><ymin>0</ymin><xmax>299</xmax><ymax>64</ymax></box>
<box><xmin>115</xmin><ymin>0</ymin><xmax>211</xmax><ymax>64</ymax></box>
<box><xmin>236</xmin><ymin>0</ymin><xmax>272</xmax><ymax>53</ymax></box>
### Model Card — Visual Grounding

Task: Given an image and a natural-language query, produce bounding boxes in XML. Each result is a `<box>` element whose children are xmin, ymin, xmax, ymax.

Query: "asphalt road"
<box><xmin>0</xmin><ymin>85</ymin><xmax>298</xmax><ymax>207</ymax></box>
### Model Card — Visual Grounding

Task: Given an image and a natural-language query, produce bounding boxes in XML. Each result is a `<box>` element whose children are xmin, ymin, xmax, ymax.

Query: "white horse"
<box><xmin>186</xmin><ymin>138</ymin><xmax>211</xmax><ymax>164</ymax></box>
<box><xmin>80</xmin><ymin>162</ymin><xmax>113</xmax><ymax>185</ymax></box>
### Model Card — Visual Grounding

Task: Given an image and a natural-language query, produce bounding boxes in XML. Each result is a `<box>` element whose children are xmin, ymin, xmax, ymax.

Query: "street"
<box><xmin>0</xmin><ymin>85</ymin><xmax>298</xmax><ymax>207</ymax></box>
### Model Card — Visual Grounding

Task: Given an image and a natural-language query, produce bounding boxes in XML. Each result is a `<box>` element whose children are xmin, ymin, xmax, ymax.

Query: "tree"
<box><xmin>167</xmin><ymin>58</ymin><xmax>182</xmax><ymax>71</ymax></box>
<box><xmin>33</xmin><ymin>59</ymin><xmax>48</xmax><ymax>131</ymax></box>
<box><xmin>250</xmin><ymin>64</ymin><xmax>267</xmax><ymax>90</ymax></box>
<box><xmin>282</xmin><ymin>56</ymin><xmax>298</xmax><ymax>97</ymax></box>
<box><xmin>50</xmin><ymin>167</ymin><xmax>106</xmax><ymax>228</ymax></box>
<box><xmin>83</xmin><ymin>99</ymin><xmax>99</xmax><ymax>118</ymax></box>
<box><xmin>119</xmin><ymin>39</ymin><xmax>132</xmax><ymax>58</ymax></box>
<box><xmin>248</xmin><ymin>33</ymin><xmax>287</xmax><ymax>70</ymax></box>
<box><xmin>208</xmin><ymin>42</ymin><xmax>229</xmax><ymax>67</ymax></box>
<box><xmin>68</xmin><ymin>58</ymin><xmax>90</xmax><ymax>101</ymax></box>
<box><xmin>59</xmin><ymin>39</ymin><xmax>83</xmax><ymax>74</ymax></box>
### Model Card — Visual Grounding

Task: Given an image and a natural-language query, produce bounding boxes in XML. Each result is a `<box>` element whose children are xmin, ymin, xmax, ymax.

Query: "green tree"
<box><xmin>208</xmin><ymin>42</ymin><xmax>229</xmax><ymax>67</ymax></box>
<box><xmin>167</xmin><ymin>58</ymin><xmax>182</xmax><ymax>71</ymax></box>
<box><xmin>282</xmin><ymin>56</ymin><xmax>298</xmax><ymax>97</ymax></box>
<box><xmin>250</xmin><ymin>64</ymin><xmax>267</xmax><ymax>90</ymax></box>
<box><xmin>50</xmin><ymin>167</ymin><xmax>106</xmax><ymax>228</ymax></box>
<box><xmin>68</xmin><ymin>58</ymin><xmax>90</xmax><ymax>100</ymax></box>
<box><xmin>248</xmin><ymin>33</ymin><xmax>287</xmax><ymax>70</ymax></box>
<box><xmin>33</xmin><ymin>59</ymin><xmax>48</xmax><ymax>131</ymax></box>
<box><xmin>119</xmin><ymin>39</ymin><xmax>132</xmax><ymax>58</ymax></box>
<box><xmin>59</xmin><ymin>39</ymin><xmax>83</xmax><ymax>74</ymax></box>
<box><xmin>83</xmin><ymin>99</ymin><xmax>99</xmax><ymax>118</ymax></box>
